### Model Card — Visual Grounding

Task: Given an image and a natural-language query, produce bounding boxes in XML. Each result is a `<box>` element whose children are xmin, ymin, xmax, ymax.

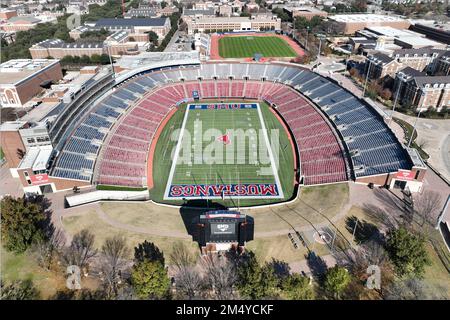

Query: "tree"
<box><xmin>99</xmin><ymin>235</ymin><xmax>129</xmax><ymax>298</ymax></box>
<box><xmin>323</xmin><ymin>265</ymin><xmax>351</xmax><ymax>299</ymax></box>
<box><xmin>100</xmin><ymin>54</ymin><xmax>111</xmax><ymax>65</ymax></box>
<box><xmin>381</xmin><ymin>88</ymin><xmax>392</xmax><ymax>100</ymax></box>
<box><xmin>201</xmin><ymin>252</ymin><xmax>237</xmax><ymax>299</ymax></box>
<box><xmin>134</xmin><ymin>240</ymin><xmax>165</xmax><ymax>265</ymax></box>
<box><xmin>130</xmin><ymin>260</ymin><xmax>171</xmax><ymax>299</ymax></box>
<box><xmin>170</xmin><ymin>242</ymin><xmax>201</xmax><ymax>299</ymax></box>
<box><xmin>385</xmin><ymin>227</ymin><xmax>430</xmax><ymax>278</ymax></box>
<box><xmin>80</xmin><ymin>55</ymin><xmax>91</xmax><ymax>64</ymax></box>
<box><xmin>16</xmin><ymin>148</ymin><xmax>26</xmax><ymax>159</ymax></box>
<box><xmin>271</xmin><ymin>8</ymin><xmax>290</xmax><ymax>22</ymax></box>
<box><xmin>236</xmin><ymin>251</ymin><xmax>278</xmax><ymax>299</ymax></box>
<box><xmin>146</xmin><ymin>31</ymin><xmax>159</xmax><ymax>44</ymax></box>
<box><xmin>33</xmin><ymin>228</ymin><xmax>66</xmax><ymax>271</ymax></box>
<box><xmin>1</xmin><ymin>196</ymin><xmax>47</xmax><ymax>253</ymax></box>
<box><xmin>414</xmin><ymin>190</ymin><xmax>442</xmax><ymax>227</ymax></box>
<box><xmin>63</xmin><ymin>229</ymin><xmax>97</xmax><ymax>271</ymax></box>
<box><xmin>282</xmin><ymin>274</ymin><xmax>314</xmax><ymax>300</ymax></box>
<box><xmin>0</xmin><ymin>280</ymin><xmax>40</xmax><ymax>300</ymax></box>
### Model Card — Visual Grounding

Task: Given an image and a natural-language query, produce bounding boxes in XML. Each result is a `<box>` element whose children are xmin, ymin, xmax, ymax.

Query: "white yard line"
<box><xmin>163</xmin><ymin>105</ymin><xmax>191</xmax><ymax>200</ymax></box>
<box><xmin>256</xmin><ymin>103</ymin><xmax>285</xmax><ymax>199</ymax></box>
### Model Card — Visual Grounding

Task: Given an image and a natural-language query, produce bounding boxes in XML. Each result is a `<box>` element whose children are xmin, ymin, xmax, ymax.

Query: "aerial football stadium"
<box><xmin>31</xmin><ymin>54</ymin><xmax>426</xmax><ymax>208</ymax></box>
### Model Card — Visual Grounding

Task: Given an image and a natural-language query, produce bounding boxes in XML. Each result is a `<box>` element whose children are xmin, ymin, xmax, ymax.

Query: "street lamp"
<box><xmin>362</xmin><ymin>57</ymin><xmax>372</xmax><ymax>98</ymax></box>
<box><xmin>106</xmin><ymin>44</ymin><xmax>116</xmax><ymax>79</ymax></box>
<box><xmin>389</xmin><ymin>73</ymin><xmax>406</xmax><ymax>126</ymax></box>
<box><xmin>315</xmin><ymin>33</ymin><xmax>325</xmax><ymax>71</ymax></box>
<box><xmin>408</xmin><ymin>103</ymin><xmax>424</xmax><ymax>148</ymax></box>
<box><xmin>305</xmin><ymin>26</ymin><xmax>310</xmax><ymax>50</ymax></box>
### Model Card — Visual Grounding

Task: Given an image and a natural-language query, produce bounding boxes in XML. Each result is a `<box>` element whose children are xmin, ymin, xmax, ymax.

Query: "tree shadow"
<box><xmin>267</xmin><ymin>258</ymin><xmax>291</xmax><ymax>280</ymax></box>
<box><xmin>345</xmin><ymin>216</ymin><xmax>382</xmax><ymax>244</ymax></box>
<box><xmin>362</xmin><ymin>203</ymin><xmax>399</xmax><ymax>231</ymax></box>
<box><xmin>305</xmin><ymin>251</ymin><xmax>328</xmax><ymax>282</ymax></box>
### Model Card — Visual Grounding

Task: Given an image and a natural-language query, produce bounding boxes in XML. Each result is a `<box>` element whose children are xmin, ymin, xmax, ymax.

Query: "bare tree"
<box><xmin>170</xmin><ymin>241</ymin><xmax>196</xmax><ymax>270</ymax></box>
<box><xmin>33</xmin><ymin>228</ymin><xmax>66</xmax><ymax>271</ymax></box>
<box><xmin>98</xmin><ymin>235</ymin><xmax>129</xmax><ymax>298</ymax></box>
<box><xmin>63</xmin><ymin>229</ymin><xmax>97</xmax><ymax>271</ymax></box>
<box><xmin>414</xmin><ymin>190</ymin><xmax>443</xmax><ymax>227</ymax></box>
<box><xmin>200</xmin><ymin>253</ymin><xmax>237</xmax><ymax>300</ymax></box>
<box><xmin>170</xmin><ymin>242</ymin><xmax>202</xmax><ymax>299</ymax></box>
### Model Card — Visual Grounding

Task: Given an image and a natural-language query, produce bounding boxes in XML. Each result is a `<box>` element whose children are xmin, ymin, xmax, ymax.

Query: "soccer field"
<box><xmin>164</xmin><ymin>102</ymin><xmax>284</xmax><ymax>200</ymax></box>
<box><xmin>218</xmin><ymin>36</ymin><xmax>297</xmax><ymax>58</ymax></box>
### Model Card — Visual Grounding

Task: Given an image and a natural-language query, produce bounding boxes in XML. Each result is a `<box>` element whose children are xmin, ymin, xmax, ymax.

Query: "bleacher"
<box><xmin>50</xmin><ymin>62</ymin><xmax>412</xmax><ymax>188</ymax></box>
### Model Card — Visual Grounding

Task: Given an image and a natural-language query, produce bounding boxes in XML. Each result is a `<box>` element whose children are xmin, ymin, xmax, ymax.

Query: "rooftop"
<box><xmin>94</xmin><ymin>17</ymin><xmax>168</xmax><ymax>28</ymax></box>
<box><xmin>0</xmin><ymin>59</ymin><xmax>60</xmax><ymax>86</ymax></box>
<box><xmin>183</xmin><ymin>8</ymin><xmax>216</xmax><ymax>16</ymax></box>
<box><xmin>18</xmin><ymin>145</ymin><xmax>53</xmax><ymax>171</ymax></box>
<box><xmin>329</xmin><ymin>14</ymin><xmax>406</xmax><ymax>23</ymax></box>
<box><xmin>415</xmin><ymin>75</ymin><xmax>450</xmax><ymax>86</ymax></box>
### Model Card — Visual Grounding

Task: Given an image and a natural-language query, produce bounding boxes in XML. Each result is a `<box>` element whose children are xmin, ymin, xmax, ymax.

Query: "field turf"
<box><xmin>218</xmin><ymin>36</ymin><xmax>297</xmax><ymax>58</ymax></box>
<box><xmin>150</xmin><ymin>101</ymin><xmax>295</xmax><ymax>207</ymax></box>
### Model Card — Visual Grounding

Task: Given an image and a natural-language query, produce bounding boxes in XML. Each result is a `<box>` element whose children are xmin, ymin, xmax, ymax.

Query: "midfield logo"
<box><xmin>217</xmin><ymin>133</ymin><xmax>231</xmax><ymax>145</ymax></box>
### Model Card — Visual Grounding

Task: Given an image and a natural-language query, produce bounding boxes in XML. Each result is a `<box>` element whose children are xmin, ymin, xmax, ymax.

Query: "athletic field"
<box><xmin>151</xmin><ymin>101</ymin><xmax>295</xmax><ymax>206</ymax></box>
<box><xmin>218</xmin><ymin>36</ymin><xmax>298</xmax><ymax>58</ymax></box>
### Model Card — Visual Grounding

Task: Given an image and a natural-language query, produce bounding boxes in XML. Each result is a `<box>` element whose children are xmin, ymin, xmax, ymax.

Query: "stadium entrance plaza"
<box><xmin>2</xmin><ymin>161</ymin><xmax>447</xmax><ymax>274</ymax></box>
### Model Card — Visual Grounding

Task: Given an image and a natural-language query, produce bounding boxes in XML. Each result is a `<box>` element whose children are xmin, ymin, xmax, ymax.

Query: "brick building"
<box><xmin>433</xmin><ymin>51</ymin><xmax>450</xmax><ymax>76</ymax></box>
<box><xmin>365</xmin><ymin>52</ymin><xmax>402</xmax><ymax>80</ymax></box>
<box><xmin>328</xmin><ymin>14</ymin><xmax>410</xmax><ymax>35</ymax></box>
<box><xmin>185</xmin><ymin>15</ymin><xmax>281</xmax><ymax>34</ymax></box>
<box><xmin>29</xmin><ymin>39</ymin><xmax>104</xmax><ymax>59</ymax></box>
<box><xmin>0</xmin><ymin>59</ymin><xmax>63</xmax><ymax>108</ymax></box>
<box><xmin>90</xmin><ymin>17</ymin><xmax>171</xmax><ymax>39</ymax></box>
<box><xmin>0</xmin><ymin>9</ymin><xmax>17</xmax><ymax>20</ymax></box>
<box><xmin>389</xmin><ymin>47</ymin><xmax>445</xmax><ymax>74</ymax></box>
<box><xmin>283</xmin><ymin>7</ymin><xmax>328</xmax><ymax>20</ymax></box>
<box><xmin>399</xmin><ymin>75</ymin><xmax>450</xmax><ymax>111</ymax></box>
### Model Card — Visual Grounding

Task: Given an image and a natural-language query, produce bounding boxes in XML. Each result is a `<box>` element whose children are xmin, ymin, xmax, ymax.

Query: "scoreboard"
<box><xmin>197</xmin><ymin>210</ymin><xmax>254</xmax><ymax>253</ymax></box>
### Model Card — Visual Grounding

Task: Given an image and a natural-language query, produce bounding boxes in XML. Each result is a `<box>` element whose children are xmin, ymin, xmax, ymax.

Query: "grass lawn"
<box><xmin>219</xmin><ymin>36</ymin><xmax>297</xmax><ymax>58</ymax></box>
<box><xmin>151</xmin><ymin>101</ymin><xmax>295</xmax><ymax>207</ymax></box>
<box><xmin>251</xmin><ymin>183</ymin><xmax>349</xmax><ymax>233</ymax></box>
<box><xmin>247</xmin><ymin>234</ymin><xmax>330</xmax><ymax>263</ymax></box>
<box><xmin>392</xmin><ymin>117</ymin><xmax>429</xmax><ymax>160</ymax></box>
<box><xmin>61</xmin><ymin>210</ymin><xmax>199</xmax><ymax>263</ymax></box>
<box><xmin>0</xmin><ymin>247</ymin><xmax>98</xmax><ymax>299</ymax></box>
<box><xmin>100</xmin><ymin>202</ymin><xmax>189</xmax><ymax>235</ymax></box>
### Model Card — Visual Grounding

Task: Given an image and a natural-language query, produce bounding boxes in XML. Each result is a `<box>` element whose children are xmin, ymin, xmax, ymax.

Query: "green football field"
<box><xmin>218</xmin><ymin>36</ymin><xmax>297</xmax><ymax>58</ymax></box>
<box><xmin>150</xmin><ymin>101</ymin><xmax>296</xmax><ymax>206</ymax></box>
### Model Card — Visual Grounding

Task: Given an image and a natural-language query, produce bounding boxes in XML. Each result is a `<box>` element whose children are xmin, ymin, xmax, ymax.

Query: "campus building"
<box><xmin>283</xmin><ymin>6</ymin><xmax>328</xmax><ymax>20</ymax></box>
<box><xmin>29</xmin><ymin>39</ymin><xmax>104</xmax><ymax>59</ymax></box>
<box><xmin>90</xmin><ymin>18</ymin><xmax>171</xmax><ymax>39</ymax></box>
<box><xmin>397</xmin><ymin>75</ymin><xmax>450</xmax><ymax>111</ymax></box>
<box><xmin>0</xmin><ymin>59</ymin><xmax>63</xmax><ymax>108</ymax></box>
<box><xmin>328</xmin><ymin>14</ymin><xmax>410</xmax><ymax>35</ymax></box>
<box><xmin>0</xmin><ymin>15</ymin><xmax>56</xmax><ymax>32</ymax></box>
<box><xmin>185</xmin><ymin>15</ymin><xmax>281</xmax><ymax>35</ymax></box>
<box><xmin>30</xmin><ymin>32</ymin><xmax>142</xmax><ymax>59</ymax></box>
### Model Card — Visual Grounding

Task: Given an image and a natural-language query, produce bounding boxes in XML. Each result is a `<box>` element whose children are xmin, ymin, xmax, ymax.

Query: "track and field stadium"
<box><xmin>44</xmin><ymin>58</ymin><xmax>426</xmax><ymax>207</ymax></box>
